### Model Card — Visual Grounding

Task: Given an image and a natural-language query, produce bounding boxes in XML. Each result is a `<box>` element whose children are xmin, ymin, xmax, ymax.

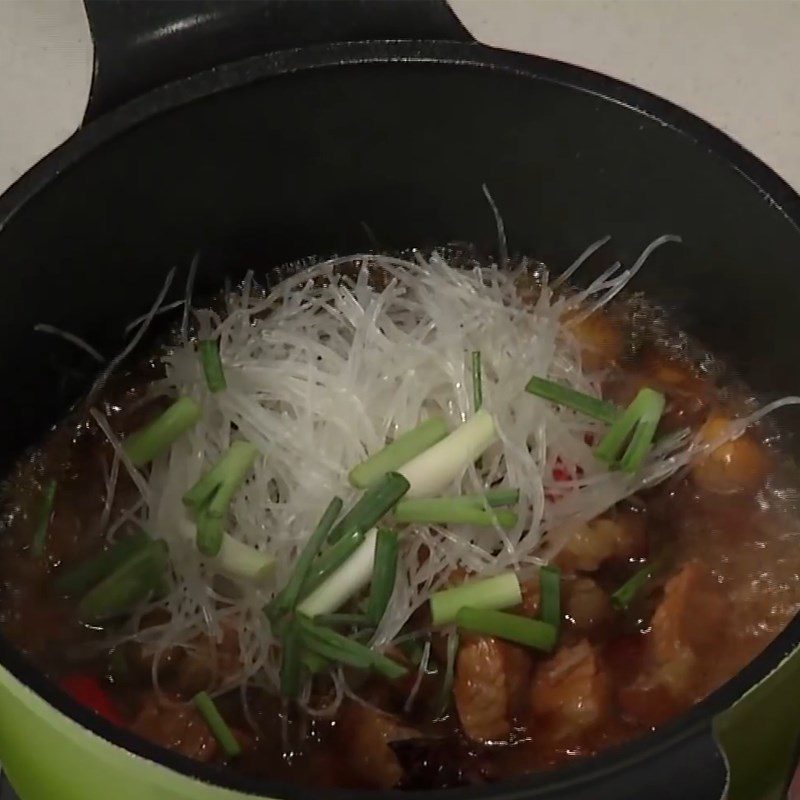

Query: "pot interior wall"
<box><xmin>0</xmin><ymin>59</ymin><xmax>799</xmax><ymax>469</ymax></box>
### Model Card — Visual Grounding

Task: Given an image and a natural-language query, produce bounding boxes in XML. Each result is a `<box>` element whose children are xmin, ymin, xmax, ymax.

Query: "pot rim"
<box><xmin>1</xmin><ymin>38</ymin><xmax>799</xmax><ymax>799</ymax></box>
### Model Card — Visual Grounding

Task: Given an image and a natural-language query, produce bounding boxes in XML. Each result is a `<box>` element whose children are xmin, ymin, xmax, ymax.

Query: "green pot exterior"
<box><xmin>0</xmin><ymin>665</ymin><xmax>260</xmax><ymax>800</ymax></box>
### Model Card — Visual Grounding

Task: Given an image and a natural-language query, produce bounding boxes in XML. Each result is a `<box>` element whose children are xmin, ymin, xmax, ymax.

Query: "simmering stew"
<box><xmin>1</xmin><ymin>244</ymin><xmax>799</xmax><ymax>790</ymax></box>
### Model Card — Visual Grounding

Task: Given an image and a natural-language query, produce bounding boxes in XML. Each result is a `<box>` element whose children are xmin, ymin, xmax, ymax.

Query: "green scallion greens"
<box><xmin>31</xmin><ymin>479</ymin><xmax>57</xmax><ymax>558</ymax></box>
<box><xmin>430</xmin><ymin>572</ymin><xmax>521</xmax><ymax>626</ymax></box>
<box><xmin>78</xmin><ymin>540</ymin><xmax>168</xmax><ymax>622</ymax></box>
<box><xmin>348</xmin><ymin>418</ymin><xmax>448</xmax><ymax>489</ymax></box>
<box><xmin>366</xmin><ymin>528</ymin><xmax>399</xmax><ymax>625</ymax></box>
<box><xmin>472</xmin><ymin>350</ymin><xmax>483</xmax><ymax>412</ymax></box>
<box><xmin>56</xmin><ymin>529</ymin><xmax>152</xmax><ymax>596</ymax></box>
<box><xmin>310</xmin><ymin>613</ymin><xmax>370</xmax><ymax>628</ymax></box>
<box><xmin>298</xmin><ymin>529</ymin><xmax>365</xmax><ymax>599</ymax></box>
<box><xmin>194</xmin><ymin>691</ymin><xmax>242</xmax><ymax>757</ymax></box>
<box><xmin>461</xmin><ymin>487</ymin><xmax>520</xmax><ymax>507</ymax></box>
<box><xmin>124</xmin><ymin>396</ymin><xmax>202</xmax><ymax>467</ymax></box>
<box><xmin>611</xmin><ymin>561</ymin><xmax>659</xmax><ymax>610</ymax></box>
<box><xmin>183</xmin><ymin>441</ymin><xmax>259</xmax><ymax>557</ymax></box>
<box><xmin>196</xmin><ymin>510</ymin><xmax>225</xmax><ymax>557</ymax></box>
<box><xmin>279</xmin><ymin>620</ymin><xmax>302</xmax><ymax>698</ymax></box>
<box><xmin>456</xmin><ymin>607</ymin><xmax>557</xmax><ymax>651</ymax></box>
<box><xmin>539</xmin><ymin>565</ymin><xmax>561</xmax><ymax>630</ymax></box>
<box><xmin>525</xmin><ymin>375</ymin><xmax>620</xmax><ymax>424</ymax></box>
<box><xmin>296</xmin><ymin>615</ymin><xmax>407</xmax><ymax>679</ymax></box>
<box><xmin>595</xmin><ymin>387</ymin><xmax>665</xmax><ymax>471</ymax></box>
<box><xmin>199</xmin><ymin>339</ymin><xmax>227</xmax><ymax>394</ymax></box>
<box><xmin>394</xmin><ymin>499</ymin><xmax>517</xmax><ymax>528</ymax></box>
<box><xmin>266</xmin><ymin>496</ymin><xmax>343</xmax><ymax>622</ymax></box>
<box><xmin>183</xmin><ymin>440</ymin><xmax>259</xmax><ymax>516</ymax></box>
<box><xmin>328</xmin><ymin>472</ymin><xmax>410</xmax><ymax>544</ymax></box>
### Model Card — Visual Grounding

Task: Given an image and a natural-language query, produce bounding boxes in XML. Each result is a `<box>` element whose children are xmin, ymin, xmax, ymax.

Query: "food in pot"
<box><xmin>2</xmin><ymin>240</ymin><xmax>799</xmax><ymax>790</ymax></box>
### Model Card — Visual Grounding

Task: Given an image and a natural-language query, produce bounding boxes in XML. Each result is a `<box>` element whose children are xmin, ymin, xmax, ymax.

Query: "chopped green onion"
<box><xmin>455</xmin><ymin>607</ymin><xmax>557</xmax><ymax>652</ymax></box>
<box><xmin>611</xmin><ymin>561</ymin><xmax>659</xmax><ymax>610</ymax></box>
<box><xmin>194</xmin><ymin>691</ymin><xmax>242</xmax><ymax>757</ymax></box>
<box><xmin>399</xmin><ymin>409</ymin><xmax>497</xmax><ymax>499</ymax></box>
<box><xmin>31</xmin><ymin>479</ymin><xmax>57</xmax><ymax>557</ymax></box>
<box><xmin>297</xmin><ymin>615</ymin><xmax>407</xmax><ymax>680</ymax></box>
<box><xmin>311</xmin><ymin>613</ymin><xmax>369</xmax><ymax>627</ymax></box>
<box><xmin>393</xmin><ymin>488</ymin><xmax>519</xmax><ymax>524</ymax></box>
<box><xmin>56</xmin><ymin>530</ymin><xmax>152</xmax><ymax>595</ymax></box>
<box><xmin>328</xmin><ymin>472</ymin><xmax>409</xmax><ymax>544</ymax></box>
<box><xmin>430</xmin><ymin>572</ymin><xmax>521</xmax><ymax>626</ymax></box>
<box><xmin>124</xmin><ymin>397</ymin><xmax>202</xmax><ymax>467</ymax></box>
<box><xmin>472</xmin><ymin>351</ymin><xmax>483</xmax><ymax>412</ymax></box>
<box><xmin>266</xmin><ymin>496</ymin><xmax>343</xmax><ymax>621</ymax></box>
<box><xmin>539</xmin><ymin>565</ymin><xmax>561</xmax><ymax>630</ymax></box>
<box><xmin>366</xmin><ymin>528</ymin><xmax>399</xmax><ymax>625</ymax></box>
<box><xmin>525</xmin><ymin>375</ymin><xmax>619</xmax><ymax>424</ymax></box>
<box><xmin>197</xmin><ymin>510</ymin><xmax>224</xmax><ymax>557</ymax></box>
<box><xmin>214</xmin><ymin>535</ymin><xmax>275</xmax><ymax>581</ymax></box>
<box><xmin>199</xmin><ymin>339</ymin><xmax>227</xmax><ymax>393</ymax></box>
<box><xmin>595</xmin><ymin>387</ymin><xmax>665</xmax><ymax>470</ymax></box>
<box><xmin>301</xmin><ymin>648</ymin><xmax>331</xmax><ymax>674</ymax></box>
<box><xmin>297</xmin><ymin>529</ymin><xmax>377</xmax><ymax>618</ymax></box>
<box><xmin>620</xmin><ymin>392</ymin><xmax>666</xmax><ymax>473</ymax></box>
<box><xmin>434</xmin><ymin>630</ymin><xmax>459</xmax><ymax>717</ymax></box>
<box><xmin>183</xmin><ymin>440</ymin><xmax>259</xmax><ymax>517</ymax></box>
<box><xmin>300</xmin><ymin>529</ymin><xmax>365</xmax><ymax>598</ymax></box>
<box><xmin>349</xmin><ymin>418</ymin><xmax>449</xmax><ymax>489</ymax></box>
<box><xmin>78</xmin><ymin>540</ymin><xmax>168</xmax><ymax>622</ymax></box>
<box><xmin>184</xmin><ymin>441</ymin><xmax>259</xmax><ymax>558</ymax></box>
<box><xmin>369</xmin><ymin>649</ymin><xmax>410</xmax><ymax>681</ymax></box>
<box><xmin>394</xmin><ymin>499</ymin><xmax>517</xmax><ymax>528</ymax></box>
<box><xmin>300</xmin><ymin>629</ymin><xmax>372</xmax><ymax>670</ymax></box>
<box><xmin>279</xmin><ymin>621</ymin><xmax>302</xmax><ymax>698</ymax></box>
<box><xmin>461</xmin><ymin>487</ymin><xmax>520</xmax><ymax>507</ymax></box>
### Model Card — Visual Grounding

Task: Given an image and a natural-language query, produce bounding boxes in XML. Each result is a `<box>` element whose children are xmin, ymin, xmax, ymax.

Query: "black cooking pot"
<box><xmin>1</xmin><ymin>2</ymin><xmax>799</xmax><ymax>799</ymax></box>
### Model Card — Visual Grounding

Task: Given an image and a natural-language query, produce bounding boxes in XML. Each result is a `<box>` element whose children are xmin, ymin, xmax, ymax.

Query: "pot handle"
<box><xmin>81</xmin><ymin>0</ymin><xmax>472</xmax><ymax>123</ymax></box>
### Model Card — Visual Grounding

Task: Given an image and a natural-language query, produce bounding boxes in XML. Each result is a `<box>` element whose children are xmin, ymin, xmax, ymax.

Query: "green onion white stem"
<box><xmin>349</xmin><ymin>418</ymin><xmax>448</xmax><ymax>488</ymax></box>
<box><xmin>177</xmin><ymin>518</ymin><xmax>274</xmax><ymax>581</ymax></box>
<box><xmin>215</xmin><ymin>534</ymin><xmax>275</xmax><ymax>581</ymax></box>
<box><xmin>297</xmin><ymin>528</ymin><xmax>378</xmax><ymax>618</ymax></box>
<box><xmin>399</xmin><ymin>409</ymin><xmax>498</xmax><ymax>498</ymax></box>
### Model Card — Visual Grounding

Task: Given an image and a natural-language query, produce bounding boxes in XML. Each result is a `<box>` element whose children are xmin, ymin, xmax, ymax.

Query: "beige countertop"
<box><xmin>0</xmin><ymin>0</ymin><xmax>799</xmax><ymax>194</ymax></box>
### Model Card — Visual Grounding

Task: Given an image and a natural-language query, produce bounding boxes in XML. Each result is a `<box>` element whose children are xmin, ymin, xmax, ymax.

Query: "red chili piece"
<box><xmin>60</xmin><ymin>673</ymin><xmax>124</xmax><ymax>726</ymax></box>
